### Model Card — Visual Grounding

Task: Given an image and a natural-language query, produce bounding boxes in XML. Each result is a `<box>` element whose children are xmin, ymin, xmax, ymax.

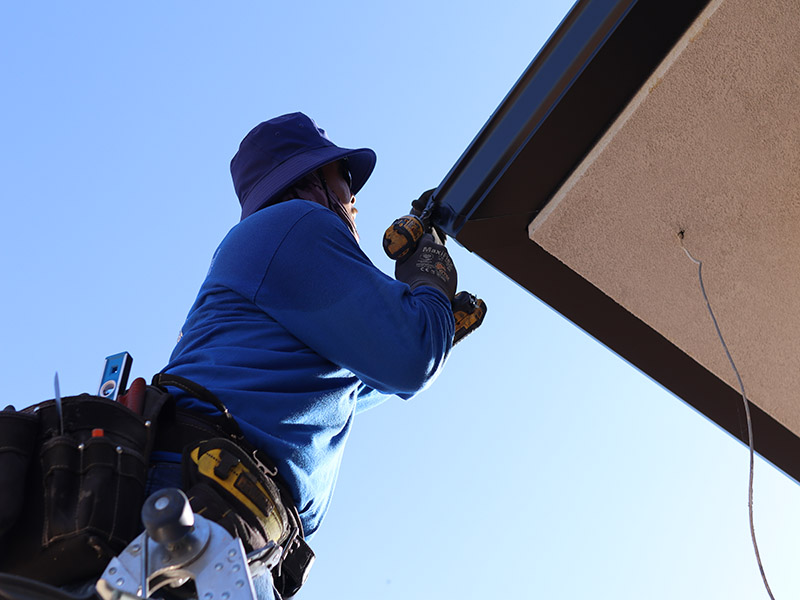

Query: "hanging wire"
<box><xmin>679</xmin><ymin>233</ymin><xmax>775</xmax><ymax>600</ymax></box>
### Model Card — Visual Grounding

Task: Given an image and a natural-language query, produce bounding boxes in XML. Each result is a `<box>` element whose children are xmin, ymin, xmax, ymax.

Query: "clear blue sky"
<box><xmin>2</xmin><ymin>2</ymin><xmax>799</xmax><ymax>598</ymax></box>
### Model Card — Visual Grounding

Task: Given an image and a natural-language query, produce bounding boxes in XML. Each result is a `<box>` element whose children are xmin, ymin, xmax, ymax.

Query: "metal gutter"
<box><xmin>434</xmin><ymin>0</ymin><xmax>637</xmax><ymax>236</ymax></box>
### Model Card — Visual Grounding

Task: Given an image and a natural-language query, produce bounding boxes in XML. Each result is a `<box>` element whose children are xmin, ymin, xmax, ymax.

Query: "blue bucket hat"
<box><xmin>231</xmin><ymin>112</ymin><xmax>377</xmax><ymax>221</ymax></box>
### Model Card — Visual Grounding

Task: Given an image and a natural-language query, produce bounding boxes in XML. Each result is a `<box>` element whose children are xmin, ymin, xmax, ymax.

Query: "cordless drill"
<box><xmin>383</xmin><ymin>190</ymin><xmax>487</xmax><ymax>344</ymax></box>
<box><xmin>382</xmin><ymin>190</ymin><xmax>442</xmax><ymax>259</ymax></box>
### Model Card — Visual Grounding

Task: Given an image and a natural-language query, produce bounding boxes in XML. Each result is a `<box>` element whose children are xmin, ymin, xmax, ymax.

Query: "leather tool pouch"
<box><xmin>0</xmin><ymin>409</ymin><xmax>38</xmax><ymax>538</ymax></box>
<box><xmin>0</xmin><ymin>387</ymin><xmax>170</xmax><ymax>586</ymax></box>
<box><xmin>181</xmin><ymin>437</ymin><xmax>315</xmax><ymax>598</ymax></box>
<box><xmin>183</xmin><ymin>437</ymin><xmax>289</xmax><ymax>552</ymax></box>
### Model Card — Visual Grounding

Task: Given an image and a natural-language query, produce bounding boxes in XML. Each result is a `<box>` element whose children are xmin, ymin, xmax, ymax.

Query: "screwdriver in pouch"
<box><xmin>54</xmin><ymin>371</ymin><xmax>64</xmax><ymax>436</ymax></box>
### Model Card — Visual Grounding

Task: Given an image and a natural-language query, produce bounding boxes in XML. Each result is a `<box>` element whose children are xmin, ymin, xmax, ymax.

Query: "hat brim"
<box><xmin>240</xmin><ymin>145</ymin><xmax>376</xmax><ymax>220</ymax></box>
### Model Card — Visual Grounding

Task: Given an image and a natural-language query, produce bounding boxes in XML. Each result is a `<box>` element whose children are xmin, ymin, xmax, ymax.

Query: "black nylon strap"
<box><xmin>151</xmin><ymin>373</ymin><xmax>244</xmax><ymax>442</ymax></box>
<box><xmin>150</xmin><ymin>373</ymin><xmax>291</xmax><ymax>515</ymax></box>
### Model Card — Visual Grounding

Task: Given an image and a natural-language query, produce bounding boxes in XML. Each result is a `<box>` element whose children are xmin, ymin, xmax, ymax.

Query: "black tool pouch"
<box><xmin>0</xmin><ymin>388</ymin><xmax>170</xmax><ymax>586</ymax></box>
<box><xmin>0</xmin><ymin>408</ymin><xmax>39</xmax><ymax>537</ymax></box>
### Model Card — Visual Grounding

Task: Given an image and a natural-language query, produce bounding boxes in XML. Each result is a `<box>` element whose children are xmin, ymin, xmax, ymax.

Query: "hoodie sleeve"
<box><xmin>253</xmin><ymin>204</ymin><xmax>454</xmax><ymax>397</ymax></box>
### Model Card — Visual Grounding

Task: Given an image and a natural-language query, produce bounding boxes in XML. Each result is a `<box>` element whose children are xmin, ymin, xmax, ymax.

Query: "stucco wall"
<box><xmin>530</xmin><ymin>0</ymin><xmax>800</xmax><ymax>433</ymax></box>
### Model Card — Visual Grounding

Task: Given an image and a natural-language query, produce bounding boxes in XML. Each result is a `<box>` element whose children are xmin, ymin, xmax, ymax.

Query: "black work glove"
<box><xmin>395</xmin><ymin>233</ymin><xmax>457</xmax><ymax>300</ymax></box>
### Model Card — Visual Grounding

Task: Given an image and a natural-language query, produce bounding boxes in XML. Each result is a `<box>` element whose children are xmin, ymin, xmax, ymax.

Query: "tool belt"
<box><xmin>0</xmin><ymin>374</ymin><xmax>313</xmax><ymax>598</ymax></box>
<box><xmin>151</xmin><ymin>373</ymin><xmax>314</xmax><ymax>599</ymax></box>
<box><xmin>0</xmin><ymin>384</ymin><xmax>170</xmax><ymax>586</ymax></box>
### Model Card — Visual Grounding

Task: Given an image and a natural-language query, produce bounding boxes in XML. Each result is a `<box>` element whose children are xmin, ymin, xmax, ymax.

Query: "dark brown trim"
<box><xmin>462</xmin><ymin>228</ymin><xmax>800</xmax><ymax>483</ymax></box>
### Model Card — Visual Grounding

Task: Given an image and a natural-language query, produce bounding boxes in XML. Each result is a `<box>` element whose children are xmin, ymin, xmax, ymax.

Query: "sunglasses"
<box><xmin>340</xmin><ymin>158</ymin><xmax>353</xmax><ymax>190</ymax></box>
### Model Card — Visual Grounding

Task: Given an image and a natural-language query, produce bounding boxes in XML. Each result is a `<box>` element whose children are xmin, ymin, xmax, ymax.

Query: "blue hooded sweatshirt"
<box><xmin>163</xmin><ymin>199</ymin><xmax>454</xmax><ymax>536</ymax></box>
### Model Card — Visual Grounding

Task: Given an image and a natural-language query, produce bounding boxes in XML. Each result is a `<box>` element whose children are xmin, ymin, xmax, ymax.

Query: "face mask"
<box><xmin>277</xmin><ymin>172</ymin><xmax>359</xmax><ymax>242</ymax></box>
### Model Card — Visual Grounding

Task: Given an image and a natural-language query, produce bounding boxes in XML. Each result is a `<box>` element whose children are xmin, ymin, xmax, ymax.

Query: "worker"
<box><xmin>149</xmin><ymin>112</ymin><xmax>461</xmax><ymax>598</ymax></box>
